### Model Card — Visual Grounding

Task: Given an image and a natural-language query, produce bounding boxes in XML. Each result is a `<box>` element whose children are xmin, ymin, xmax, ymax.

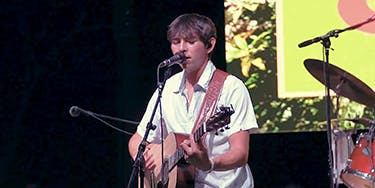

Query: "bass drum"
<box><xmin>341</xmin><ymin>133</ymin><xmax>375</xmax><ymax>188</ymax></box>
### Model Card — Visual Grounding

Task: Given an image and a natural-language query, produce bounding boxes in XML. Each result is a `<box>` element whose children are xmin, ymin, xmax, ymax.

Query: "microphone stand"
<box><xmin>126</xmin><ymin>95</ymin><xmax>159</xmax><ymax>188</ymax></box>
<box><xmin>157</xmin><ymin>67</ymin><xmax>173</xmax><ymax>187</ymax></box>
<box><xmin>298</xmin><ymin>15</ymin><xmax>375</xmax><ymax>188</ymax></box>
<box><xmin>89</xmin><ymin>112</ymin><xmax>139</xmax><ymax>125</ymax></box>
<box><xmin>126</xmin><ymin>65</ymin><xmax>173</xmax><ymax>188</ymax></box>
<box><xmin>70</xmin><ymin>106</ymin><xmax>138</xmax><ymax>136</ymax></box>
<box><xmin>322</xmin><ymin>36</ymin><xmax>335</xmax><ymax>188</ymax></box>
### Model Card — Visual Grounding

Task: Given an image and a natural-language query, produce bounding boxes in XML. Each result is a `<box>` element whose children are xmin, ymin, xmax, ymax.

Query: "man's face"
<box><xmin>170</xmin><ymin>35</ymin><xmax>214</xmax><ymax>74</ymax></box>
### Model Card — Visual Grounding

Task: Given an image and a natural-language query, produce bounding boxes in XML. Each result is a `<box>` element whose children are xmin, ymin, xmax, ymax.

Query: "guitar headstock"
<box><xmin>205</xmin><ymin>105</ymin><xmax>235</xmax><ymax>133</ymax></box>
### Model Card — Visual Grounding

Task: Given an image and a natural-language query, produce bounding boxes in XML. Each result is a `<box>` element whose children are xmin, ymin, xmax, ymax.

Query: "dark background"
<box><xmin>1</xmin><ymin>1</ymin><xmax>332</xmax><ymax>187</ymax></box>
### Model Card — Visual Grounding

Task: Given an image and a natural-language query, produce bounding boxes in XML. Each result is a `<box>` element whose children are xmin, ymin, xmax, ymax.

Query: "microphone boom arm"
<box><xmin>298</xmin><ymin>16</ymin><xmax>375</xmax><ymax>48</ymax></box>
<box><xmin>69</xmin><ymin>106</ymin><xmax>138</xmax><ymax>136</ymax></box>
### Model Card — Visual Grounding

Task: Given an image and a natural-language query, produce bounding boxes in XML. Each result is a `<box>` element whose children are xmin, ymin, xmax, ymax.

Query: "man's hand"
<box><xmin>180</xmin><ymin>134</ymin><xmax>211</xmax><ymax>171</ymax></box>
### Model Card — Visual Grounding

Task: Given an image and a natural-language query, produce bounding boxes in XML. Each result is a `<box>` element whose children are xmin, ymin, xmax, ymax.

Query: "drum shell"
<box><xmin>341</xmin><ymin>133</ymin><xmax>375</xmax><ymax>188</ymax></box>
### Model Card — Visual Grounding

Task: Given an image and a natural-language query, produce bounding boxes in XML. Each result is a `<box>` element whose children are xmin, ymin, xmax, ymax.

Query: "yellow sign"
<box><xmin>277</xmin><ymin>0</ymin><xmax>375</xmax><ymax>98</ymax></box>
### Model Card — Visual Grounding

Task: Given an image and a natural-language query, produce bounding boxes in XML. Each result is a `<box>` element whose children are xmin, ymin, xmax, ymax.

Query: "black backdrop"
<box><xmin>1</xmin><ymin>1</ymin><xmax>330</xmax><ymax>187</ymax></box>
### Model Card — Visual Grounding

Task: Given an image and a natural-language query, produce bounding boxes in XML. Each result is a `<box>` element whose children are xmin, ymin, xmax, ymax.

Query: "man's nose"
<box><xmin>179</xmin><ymin>41</ymin><xmax>187</xmax><ymax>51</ymax></box>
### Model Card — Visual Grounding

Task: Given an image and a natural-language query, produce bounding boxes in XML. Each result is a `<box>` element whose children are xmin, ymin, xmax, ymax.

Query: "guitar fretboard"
<box><xmin>166</xmin><ymin>107</ymin><xmax>233</xmax><ymax>172</ymax></box>
<box><xmin>168</xmin><ymin>124</ymin><xmax>206</xmax><ymax>171</ymax></box>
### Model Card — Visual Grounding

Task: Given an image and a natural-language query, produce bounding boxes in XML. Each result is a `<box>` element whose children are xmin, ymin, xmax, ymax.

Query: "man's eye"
<box><xmin>188</xmin><ymin>40</ymin><xmax>196</xmax><ymax>44</ymax></box>
<box><xmin>172</xmin><ymin>40</ymin><xmax>181</xmax><ymax>44</ymax></box>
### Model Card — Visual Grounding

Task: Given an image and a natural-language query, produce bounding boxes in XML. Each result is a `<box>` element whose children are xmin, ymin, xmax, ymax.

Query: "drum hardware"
<box><xmin>304</xmin><ymin>59</ymin><xmax>375</xmax><ymax>187</ymax></box>
<box><xmin>340</xmin><ymin>123</ymin><xmax>375</xmax><ymax>188</ymax></box>
<box><xmin>301</xmin><ymin>15</ymin><xmax>375</xmax><ymax>187</ymax></box>
<box><xmin>331</xmin><ymin>126</ymin><xmax>355</xmax><ymax>186</ymax></box>
<box><xmin>362</xmin><ymin>146</ymin><xmax>372</xmax><ymax>156</ymax></box>
<box><xmin>340</xmin><ymin>132</ymin><xmax>375</xmax><ymax>188</ymax></box>
<box><xmin>345</xmin><ymin>159</ymin><xmax>352</xmax><ymax>166</ymax></box>
<box><xmin>355</xmin><ymin>139</ymin><xmax>361</xmax><ymax>146</ymax></box>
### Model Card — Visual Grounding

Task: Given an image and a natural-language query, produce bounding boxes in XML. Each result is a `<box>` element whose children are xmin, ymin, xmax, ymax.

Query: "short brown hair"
<box><xmin>167</xmin><ymin>13</ymin><xmax>217</xmax><ymax>48</ymax></box>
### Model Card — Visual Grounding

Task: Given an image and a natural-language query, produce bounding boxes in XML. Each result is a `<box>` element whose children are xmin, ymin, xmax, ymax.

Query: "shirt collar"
<box><xmin>174</xmin><ymin>60</ymin><xmax>216</xmax><ymax>94</ymax></box>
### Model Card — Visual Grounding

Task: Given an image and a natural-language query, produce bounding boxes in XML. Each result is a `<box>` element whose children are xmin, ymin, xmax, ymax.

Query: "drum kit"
<box><xmin>304</xmin><ymin>59</ymin><xmax>375</xmax><ymax>188</ymax></box>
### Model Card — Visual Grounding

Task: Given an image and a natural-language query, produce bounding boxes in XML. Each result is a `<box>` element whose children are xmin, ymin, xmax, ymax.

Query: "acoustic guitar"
<box><xmin>142</xmin><ymin>106</ymin><xmax>234</xmax><ymax>188</ymax></box>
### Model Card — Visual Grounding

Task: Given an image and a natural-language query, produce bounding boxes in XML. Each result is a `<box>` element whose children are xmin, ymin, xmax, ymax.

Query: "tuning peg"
<box><xmin>214</xmin><ymin>126</ymin><xmax>220</xmax><ymax>135</ymax></box>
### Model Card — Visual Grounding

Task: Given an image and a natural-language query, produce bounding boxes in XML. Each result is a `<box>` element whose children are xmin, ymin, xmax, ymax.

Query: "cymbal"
<box><xmin>304</xmin><ymin>59</ymin><xmax>375</xmax><ymax>108</ymax></box>
<box><xmin>344</xmin><ymin>118</ymin><xmax>374</xmax><ymax>127</ymax></box>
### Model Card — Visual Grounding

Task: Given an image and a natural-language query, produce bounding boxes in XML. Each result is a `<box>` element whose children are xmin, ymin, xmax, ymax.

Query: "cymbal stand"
<box><xmin>332</xmin><ymin>95</ymin><xmax>340</xmax><ymax>188</ymax></box>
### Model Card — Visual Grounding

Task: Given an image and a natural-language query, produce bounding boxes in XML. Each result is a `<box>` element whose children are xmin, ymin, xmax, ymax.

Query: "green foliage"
<box><xmin>224</xmin><ymin>0</ymin><xmax>374</xmax><ymax>133</ymax></box>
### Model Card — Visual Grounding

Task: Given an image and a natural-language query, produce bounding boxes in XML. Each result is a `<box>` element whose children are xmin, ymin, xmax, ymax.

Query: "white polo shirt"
<box><xmin>136</xmin><ymin>61</ymin><xmax>258</xmax><ymax>188</ymax></box>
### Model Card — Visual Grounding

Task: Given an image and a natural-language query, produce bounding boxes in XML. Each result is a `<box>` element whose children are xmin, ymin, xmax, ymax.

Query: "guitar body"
<box><xmin>175</xmin><ymin>134</ymin><xmax>195</xmax><ymax>188</ymax></box>
<box><xmin>142</xmin><ymin>133</ymin><xmax>195</xmax><ymax>188</ymax></box>
<box><xmin>143</xmin><ymin>133</ymin><xmax>178</xmax><ymax>188</ymax></box>
<box><xmin>139</xmin><ymin>106</ymin><xmax>234</xmax><ymax>188</ymax></box>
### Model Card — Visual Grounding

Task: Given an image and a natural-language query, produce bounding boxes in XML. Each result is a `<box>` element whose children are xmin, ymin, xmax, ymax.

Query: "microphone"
<box><xmin>69</xmin><ymin>106</ymin><xmax>84</xmax><ymax>117</ymax></box>
<box><xmin>159</xmin><ymin>51</ymin><xmax>186</xmax><ymax>67</ymax></box>
<box><xmin>298</xmin><ymin>30</ymin><xmax>339</xmax><ymax>48</ymax></box>
<box><xmin>298</xmin><ymin>36</ymin><xmax>323</xmax><ymax>48</ymax></box>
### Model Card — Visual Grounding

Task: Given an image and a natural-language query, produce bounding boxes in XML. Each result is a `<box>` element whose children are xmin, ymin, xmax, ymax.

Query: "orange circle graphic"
<box><xmin>338</xmin><ymin>0</ymin><xmax>375</xmax><ymax>33</ymax></box>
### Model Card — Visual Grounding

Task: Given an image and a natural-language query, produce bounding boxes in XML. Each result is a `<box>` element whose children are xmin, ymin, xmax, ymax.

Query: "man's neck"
<box><xmin>185</xmin><ymin>60</ymin><xmax>209</xmax><ymax>86</ymax></box>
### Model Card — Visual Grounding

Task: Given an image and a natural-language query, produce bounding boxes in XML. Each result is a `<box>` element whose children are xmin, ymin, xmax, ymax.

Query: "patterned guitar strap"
<box><xmin>191</xmin><ymin>69</ymin><xmax>229</xmax><ymax>140</ymax></box>
<box><xmin>175</xmin><ymin>69</ymin><xmax>228</xmax><ymax>187</ymax></box>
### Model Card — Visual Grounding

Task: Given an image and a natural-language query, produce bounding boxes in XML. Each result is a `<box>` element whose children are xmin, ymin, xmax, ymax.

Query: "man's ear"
<box><xmin>207</xmin><ymin>37</ymin><xmax>216</xmax><ymax>53</ymax></box>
